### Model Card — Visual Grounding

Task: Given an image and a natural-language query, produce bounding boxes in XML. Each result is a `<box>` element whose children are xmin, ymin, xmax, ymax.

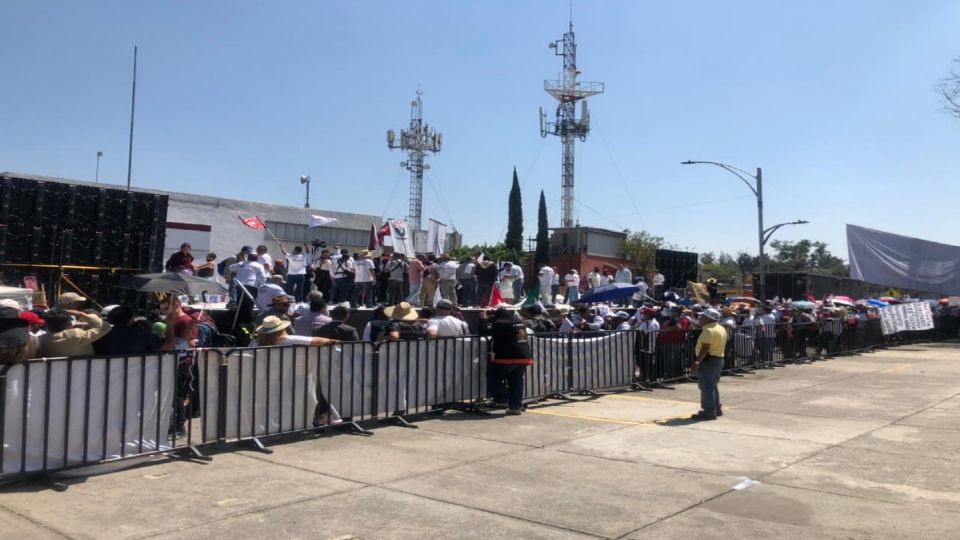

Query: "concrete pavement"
<box><xmin>2</xmin><ymin>341</ymin><xmax>960</xmax><ymax>539</ymax></box>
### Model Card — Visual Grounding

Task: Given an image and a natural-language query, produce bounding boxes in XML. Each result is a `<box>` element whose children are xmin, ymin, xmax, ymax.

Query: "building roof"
<box><xmin>0</xmin><ymin>171</ymin><xmax>382</xmax><ymax>231</ymax></box>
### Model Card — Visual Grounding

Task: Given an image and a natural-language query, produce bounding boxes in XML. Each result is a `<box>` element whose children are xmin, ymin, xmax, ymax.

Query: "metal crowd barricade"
<box><xmin>525</xmin><ymin>333</ymin><xmax>570</xmax><ymax>400</ymax></box>
<box><xmin>568</xmin><ymin>330</ymin><xmax>635</xmax><ymax>393</ymax></box>
<box><xmin>0</xmin><ymin>351</ymin><xmax>195</xmax><ymax>482</ymax></box>
<box><xmin>376</xmin><ymin>336</ymin><xmax>488</xmax><ymax>421</ymax></box>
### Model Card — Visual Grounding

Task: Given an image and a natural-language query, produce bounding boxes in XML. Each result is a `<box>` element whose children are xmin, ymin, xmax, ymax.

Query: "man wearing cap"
<box><xmin>257</xmin><ymin>274</ymin><xmax>288</xmax><ymax>312</ymax></box>
<box><xmin>314</xmin><ymin>305</ymin><xmax>360</xmax><ymax>342</ymax></box>
<box><xmin>563</xmin><ymin>269</ymin><xmax>581</xmax><ymax>304</ymax></box>
<box><xmin>652</xmin><ymin>270</ymin><xmax>666</xmax><ymax>299</ymax></box>
<box><xmin>537</xmin><ymin>263</ymin><xmax>555</xmax><ymax>305</ymax></box>
<box><xmin>690</xmin><ymin>307</ymin><xmax>727</xmax><ymax>420</ymax></box>
<box><xmin>1</xmin><ymin>304</ymin><xmax>38</xmax><ymax>364</ymax></box>
<box><xmin>426</xmin><ymin>299</ymin><xmax>469</xmax><ymax>338</ymax></box>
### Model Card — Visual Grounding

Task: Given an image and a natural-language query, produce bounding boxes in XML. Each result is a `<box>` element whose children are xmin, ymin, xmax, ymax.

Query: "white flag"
<box><xmin>427</xmin><ymin>219</ymin><xmax>447</xmax><ymax>255</ymax></box>
<box><xmin>309</xmin><ymin>215</ymin><xmax>337</xmax><ymax>228</ymax></box>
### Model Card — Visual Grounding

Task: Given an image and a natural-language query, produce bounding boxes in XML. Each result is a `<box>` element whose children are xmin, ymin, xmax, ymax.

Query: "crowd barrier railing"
<box><xmin>1</xmin><ymin>316</ymin><xmax>941</xmax><ymax>483</ymax></box>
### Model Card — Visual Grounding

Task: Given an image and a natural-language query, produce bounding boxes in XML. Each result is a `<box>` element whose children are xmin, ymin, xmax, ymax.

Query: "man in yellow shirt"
<box><xmin>691</xmin><ymin>308</ymin><xmax>727</xmax><ymax>420</ymax></box>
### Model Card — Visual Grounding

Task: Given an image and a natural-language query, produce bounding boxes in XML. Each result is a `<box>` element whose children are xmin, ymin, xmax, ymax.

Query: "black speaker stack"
<box><xmin>655</xmin><ymin>248</ymin><xmax>699</xmax><ymax>289</ymax></box>
<box><xmin>0</xmin><ymin>175</ymin><xmax>168</xmax><ymax>307</ymax></box>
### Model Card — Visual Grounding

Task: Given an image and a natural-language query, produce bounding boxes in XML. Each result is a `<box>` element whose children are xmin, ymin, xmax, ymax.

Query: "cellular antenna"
<box><xmin>539</xmin><ymin>21</ymin><xmax>604</xmax><ymax>228</ymax></box>
<box><xmin>386</xmin><ymin>91</ymin><xmax>442</xmax><ymax>231</ymax></box>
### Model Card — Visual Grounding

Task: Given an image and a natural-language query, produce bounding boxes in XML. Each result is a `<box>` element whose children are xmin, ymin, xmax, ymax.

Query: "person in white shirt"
<box><xmin>257</xmin><ymin>274</ymin><xmax>288</xmax><ymax>312</ymax></box>
<box><xmin>537</xmin><ymin>264</ymin><xmax>555</xmax><ymax>305</ymax></box>
<box><xmin>632</xmin><ymin>277</ymin><xmax>650</xmax><ymax>307</ymax></box>
<box><xmin>652</xmin><ymin>270</ymin><xmax>666</xmax><ymax>299</ymax></box>
<box><xmin>586</xmin><ymin>267</ymin><xmax>602</xmax><ymax>290</ymax></box>
<box><xmin>426</xmin><ymin>299</ymin><xmax>469</xmax><ymax>338</ymax></box>
<box><xmin>437</xmin><ymin>255</ymin><xmax>459</xmax><ymax>303</ymax></box>
<box><xmin>563</xmin><ymin>269</ymin><xmax>581</xmax><ymax>304</ymax></box>
<box><xmin>256</xmin><ymin>245</ymin><xmax>273</xmax><ymax>274</ymax></box>
<box><xmin>599</xmin><ymin>271</ymin><xmax>613</xmax><ymax>286</ymax></box>
<box><xmin>230</xmin><ymin>253</ymin><xmax>268</xmax><ymax>299</ymax></box>
<box><xmin>634</xmin><ymin>307</ymin><xmax>660</xmax><ymax>380</ymax></box>
<box><xmin>614</xmin><ymin>265</ymin><xmax>632</xmax><ymax>284</ymax></box>
<box><xmin>279</xmin><ymin>242</ymin><xmax>311</xmax><ymax>303</ymax></box>
<box><xmin>501</xmin><ymin>262</ymin><xmax>524</xmax><ymax>301</ymax></box>
<box><xmin>353</xmin><ymin>250</ymin><xmax>376</xmax><ymax>308</ymax></box>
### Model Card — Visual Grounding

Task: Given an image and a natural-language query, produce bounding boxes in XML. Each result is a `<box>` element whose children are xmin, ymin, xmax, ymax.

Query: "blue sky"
<box><xmin>3</xmin><ymin>1</ymin><xmax>960</xmax><ymax>259</ymax></box>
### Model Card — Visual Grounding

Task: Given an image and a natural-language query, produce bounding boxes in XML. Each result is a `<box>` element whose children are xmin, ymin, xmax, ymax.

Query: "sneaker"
<box><xmin>505</xmin><ymin>409</ymin><xmax>523</xmax><ymax>416</ymax></box>
<box><xmin>690</xmin><ymin>412</ymin><xmax>717</xmax><ymax>421</ymax></box>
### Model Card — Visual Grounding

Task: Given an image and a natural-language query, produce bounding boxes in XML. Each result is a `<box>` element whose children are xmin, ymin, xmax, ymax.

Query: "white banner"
<box><xmin>879</xmin><ymin>302</ymin><xmax>934</xmax><ymax>335</ymax></box>
<box><xmin>389</xmin><ymin>218</ymin><xmax>416</xmax><ymax>256</ymax></box>
<box><xmin>427</xmin><ymin>219</ymin><xmax>447</xmax><ymax>255</ymax></box>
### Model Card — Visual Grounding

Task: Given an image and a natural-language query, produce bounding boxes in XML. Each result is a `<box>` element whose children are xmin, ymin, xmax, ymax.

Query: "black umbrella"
<box><xmin>117</xmin><ymin>272</ymin><xmax>228</xmax><ymax>296</ymax></box>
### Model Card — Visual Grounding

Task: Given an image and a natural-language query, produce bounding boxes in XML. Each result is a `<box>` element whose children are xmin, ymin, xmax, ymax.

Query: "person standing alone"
<box><xmin>690</xmin><ymin>308</ymin><xmax>727</xmax><ymax>420</ymax></box>
<box><xmin>480</xmin><ymin>307</ymin><xmax>533</xmax><ymax>415</ymax></box>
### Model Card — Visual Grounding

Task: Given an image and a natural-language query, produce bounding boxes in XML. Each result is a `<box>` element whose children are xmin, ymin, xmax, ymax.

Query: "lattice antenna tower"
<box><xmin>539</xmin><ymin>21</ymin><xmax>604</xmax><ymax>228</ymax></box>
<box><xmin>386</xmin><ymin>91</ymin><xmax>442</xmax><ymax>231</ymax></box>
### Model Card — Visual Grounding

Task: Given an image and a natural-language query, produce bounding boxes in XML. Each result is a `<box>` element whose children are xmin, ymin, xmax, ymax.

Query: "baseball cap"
<box><xmin>700</xmin><ymin>308</ymin><xmax>721</xmax><ymax>321</ymax></box>
<box><xmin>19</xmin><ymin>311</ymin><xmax>45</xmax><ymax>326</ymax></box>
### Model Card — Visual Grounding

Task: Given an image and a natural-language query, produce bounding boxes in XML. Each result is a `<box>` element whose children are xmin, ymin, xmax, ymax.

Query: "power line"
<box><xmin>592</xmin><ymin>117</ymin><xmax>647</xmax><ymax>229</ymax></box>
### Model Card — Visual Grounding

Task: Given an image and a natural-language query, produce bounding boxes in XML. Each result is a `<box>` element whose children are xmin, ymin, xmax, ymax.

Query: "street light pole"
<box><xmin>95</xmin><ymin>151</ymin><xmax>103</xmax><ymax>183</ymax></box>
<box><xmin>756</xmin><ymin>167</ymin><xmax>764</xmax><ymax>301</ymax></box>
<box><xmin>300</xmin><ymin>175</ymin><xmax>311</xmax><ymax>208</ymax></box>
<box><xmin>681</xmin><ymin>160</ymin><xmax>766</xmax><ymax>298</ymax></box>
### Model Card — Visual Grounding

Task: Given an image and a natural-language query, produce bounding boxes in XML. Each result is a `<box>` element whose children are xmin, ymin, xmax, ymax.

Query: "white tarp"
<box><xmin>2</xmin><ymin>354</ymin><xmax>175</xmax><ymax>477</ymax></box>
<box><xmin>879</xmin><ymin>302</ymin><xmax>934</xmax><ymax>335</ymax></box>
<box><xmin>569</xmin><ymin>332</ymin><xmax>635</xmax><ymax>391</ymax></box>
<box><xmin>847</xmin><ymin>224</ymin><xmax>960</xmax><ymax>295</ymax></box>
<box><xmin>426</xmin><ymin>219</ymin><xmax>447</xmax><ymax>255</ymax></box>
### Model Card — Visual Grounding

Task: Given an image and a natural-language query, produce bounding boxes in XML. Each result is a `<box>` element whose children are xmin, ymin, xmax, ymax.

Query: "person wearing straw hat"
<box><xmin>256</xmin><ymin>294</ymin><xmax>295</xmax><ymax>325</ymax></box>
<box><xmin>383</xmin><ymin>302</ymin><xmax>424</xmax><ymax>341</ymax></box>
<box><xmin>251</xmin><ymin>315</ymin><xmax>340</xmax><ymax>347</ymax></box>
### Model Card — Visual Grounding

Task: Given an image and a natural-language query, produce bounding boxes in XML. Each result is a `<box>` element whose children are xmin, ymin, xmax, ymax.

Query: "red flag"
<box><xmin>805</xmin><ymin>293</ymin><xmax>817</xmax><ymax>302</ymax></box>
<box><xmin>377</xmin><ymin>222</ymin><xmax>391</xmax><ymax>239</ymax></box>
<box><xmin>239</xmin><ymin>215</ymin><xmax>266</xmax><ymax>231</ymax></box>
<box><xmin>488</xmin><ymin>283</ymin><xmax>504</xmax><ymax>307</ymax></box>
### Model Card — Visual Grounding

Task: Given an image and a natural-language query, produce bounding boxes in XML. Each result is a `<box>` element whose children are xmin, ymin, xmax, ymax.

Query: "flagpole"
<box><xmin>126</xmin><ymin>45</ymin><xmax>138</xmax><ymax>191</ymax></box>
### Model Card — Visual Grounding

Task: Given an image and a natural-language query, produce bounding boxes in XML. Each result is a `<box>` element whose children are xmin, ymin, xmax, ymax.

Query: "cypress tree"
<box><xmin>534</xmin><ymin>190</ymin><xmax>550</xmax><ymax>267</ymax></box>
<box><xmin>505</xmin><ymin>167</ymin><xmax>523</xmax><ymax>261</ymax></box>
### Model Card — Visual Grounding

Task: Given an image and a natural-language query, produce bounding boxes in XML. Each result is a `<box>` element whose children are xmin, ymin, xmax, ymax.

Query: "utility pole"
<box><xmin>540</xmin><ymin>21</ymin><xmax>604</xmax><ymax>228</ymax></box>
<box><xmin>386</xmin><ymin>91</ymin><xmax>442</xmax><ymax>231</ymax></box>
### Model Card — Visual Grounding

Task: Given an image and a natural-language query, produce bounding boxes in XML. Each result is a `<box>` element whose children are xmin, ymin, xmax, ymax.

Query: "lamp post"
<box><xmin>681</xmin><ymin>160</ymin><xmax>766</xmax><ymax>298</ymax></box>
<box><xmin>95</xmin><ymin>151</ymin><xmax>103</xmax><ymax>183</ymax></box>
<box><xmin>300</xmin><ymin>175</ymin><xmax>311</xmax><ymax>208</ymax></box>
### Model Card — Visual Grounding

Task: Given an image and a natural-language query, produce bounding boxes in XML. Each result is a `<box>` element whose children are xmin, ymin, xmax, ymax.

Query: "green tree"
<box><xmin>736</xmin><ymin>251</ymin><xmax>758</xmax><ymax>291</ymax></box>
<box><xmin>534</xmin><ymin>190</ymin><xmax>550</xmax><ymax>267</ymax></box>
<box><xmin>504</xmin><ymin>167</ymin><xmax>524</xmax><ymax>261</ymax></box>
<box><xmin>621</xmin><ymin>230</ymin><xmax>664</xmax><ymax>279</ymax></box>
<box><xmin>699</xmin><ymin>251</ymin><xmax>739</xmax><ymax>284</ymax></box>
<box><xmin>445</xmin><ymin>242</ymin><xmax>519</xmax><ymax>263</ymax></box>
<box><xmin>768</xmin><ymin>239</ymin><xmax>848</xmax><ymax>276</ymax></box>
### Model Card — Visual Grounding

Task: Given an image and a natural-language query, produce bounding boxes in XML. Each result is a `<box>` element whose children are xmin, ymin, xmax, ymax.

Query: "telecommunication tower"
<box><xmin>386</xmin><ymin>91</ymin><xmax>443</xmax><ymax>231</ymax></box>
<box><xmin>539</xmin><ymin>22</ymin><xmax>604</xmax><ymax>228</ymax></box>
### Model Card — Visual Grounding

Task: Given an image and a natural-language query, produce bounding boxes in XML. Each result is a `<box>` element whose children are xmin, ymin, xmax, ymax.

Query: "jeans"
<box><xmin>354</xmin><ymin>281</ymin><xmax>374</xmax><ymax>308</ymax></box>
<box><xmin>566</xmin><ymin>286</ymin><xmax>580</xmax><ymax>303</ymax></box>
<box><xmin>551</xmin><ymin>284</ymin><xmax>559</xmax><ymax>304</ymax></box>
<box><xmin>387</xmin><ymin>280</ymin><xmax>404</xmax><ymax>305</ymax></box>
<box><xmin>487</xmin><ymin>363</ymin><xmax>526</xmax><ymax>410</ymax></box>
<box><xmin>460</xmin><ymin>278</ymin><xmax>477</xmax><ymax>306</ymax></box>
<box><xmin>285</xmin><ymin>274</ymin><xmax>306</xmax><ymax>302</ymax></box>
<box><xmin>332</xmin><ymin>276</ymin><xmax>352</xmax><ymax>304</ymax></box>
<box><xmin>697</xmin><ymin>356</ymin><xmax>723</xmax><ymax>415</ymax></box>
<box><xmin>406</xmin><ymin>280</ymin><xmax>422</xmax><ymax>305</ymax></box>
<box><xmin>512</xmin><ymin>278</ymin><xmax>524</xmax><ymax>303</ymax></box>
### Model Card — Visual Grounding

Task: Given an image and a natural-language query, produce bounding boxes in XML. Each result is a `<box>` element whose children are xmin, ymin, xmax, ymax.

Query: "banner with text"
<box><xmin>878</xmin><ymin>302</ymin><xmax>934</xmax><ymax>335</ymax></box>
